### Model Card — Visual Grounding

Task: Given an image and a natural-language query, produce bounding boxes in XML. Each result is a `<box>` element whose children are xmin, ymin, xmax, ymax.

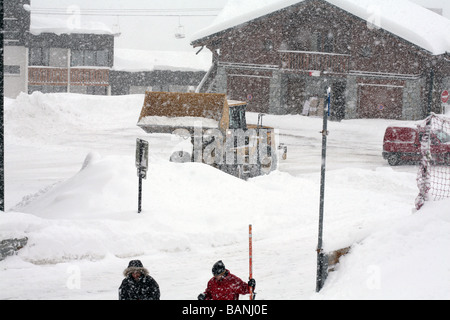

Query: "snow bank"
<box><xmin>4</xmin><ymin>92</ymin><xmax>143</xmax><ymax>145</ymax></box>
<box><xmin>2</xmin><ymin>92</ymin><xmax>450</xmax><ymax>299</ymax></box>
<box><xmin>3</xmin><ymin>154</ymin><xmax>312</xmax><ymax>264</ymax></box>
<box><xmin>318</xmin><ymin>198</ymin><xmax>450</xmax><ymax>299</ymax></box>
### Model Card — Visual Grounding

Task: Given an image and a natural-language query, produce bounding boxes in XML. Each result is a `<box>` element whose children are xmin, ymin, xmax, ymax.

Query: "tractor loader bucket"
<box><xmin>137</xmin><ymin>91</ymin><xmax>233</xmax><ymax>134</ymax></box>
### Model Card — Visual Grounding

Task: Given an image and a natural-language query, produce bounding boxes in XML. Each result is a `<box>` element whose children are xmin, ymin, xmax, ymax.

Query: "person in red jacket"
<box><xmin>198</xmin><ymin>260</ymin><xmax>256</xmax><ymax>300</ymax></box>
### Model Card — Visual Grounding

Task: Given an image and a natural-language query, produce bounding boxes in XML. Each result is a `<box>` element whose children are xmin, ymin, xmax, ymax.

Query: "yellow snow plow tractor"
<box><xmin>137</xmin><ymin>91</ymin><xmax>282</xmax><ymax>179</ymax></box>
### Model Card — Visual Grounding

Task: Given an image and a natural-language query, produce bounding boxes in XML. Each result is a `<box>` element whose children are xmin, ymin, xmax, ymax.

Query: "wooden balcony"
<box><xmin>70</xmin><ymin>68</ymin><xmax>110</xmax><ymax>86</ymax></box>
<box><xmin>28</xmin><ymin>67</ymin><xmax>68</xmax><ymax>86</ymax></box>
<box><xmin>279</xmin><ymin>50</ymin><xmax>350</xmax><ymax>74</ymax></box>
<box><xmin>28</xmin><ymin>67</ymin><xmax>110</xmax><ymax>86</ymax></box>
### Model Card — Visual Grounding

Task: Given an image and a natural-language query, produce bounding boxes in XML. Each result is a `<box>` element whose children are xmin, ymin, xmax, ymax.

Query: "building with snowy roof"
<box><xmin>3</xmin><ymin>1</ymin><xmax>208</xmax><ymax>98</ymax></box>
<box><xmin>191</xmin><ymin>0</ymin><xmax>450</xmax><ymax>120</ymax></box>
<box><xmin>3</xmin><ymin>0</ymin><xmax>118</xmax><ymax>97</ymax></box>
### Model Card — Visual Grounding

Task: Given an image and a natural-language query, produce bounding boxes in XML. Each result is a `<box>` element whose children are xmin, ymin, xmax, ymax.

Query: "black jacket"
<box><xmin>119</xmin><ymin>271</ymin><xmax>160</xmax><ymax>300</ymax></box>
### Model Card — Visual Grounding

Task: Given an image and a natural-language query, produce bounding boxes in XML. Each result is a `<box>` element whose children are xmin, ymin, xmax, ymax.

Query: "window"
<box><xmin>4</xmin><ymin>65</ymin><xmax>20</xmax><ymax>75</ymax></box>
<box><xmin>84</xmin><ymin>50</ymin><xmax>96</xmax><ymax>66</ymax></box>
<box><xmin>323</xmin><ymin>32</ymin><xmax>334</xmax><ymax>53</ymax></box>
<box><xmin>4</xmin><ymin>18</ymin><xmax>21</xmax><ymax>41</ymax></box>
<box><xmin>263</xmin><ymin>40</ymin><xmax>273</xmax><ymax>51</ymax></box>
<box><xmin>71</xmin><ymin>50</ymin><xmax>110</xmax><ymax>67</ymax></box>
<box><xmin>361</xmin><ymin>46</ymin><xmax>373</xmax><ymax>58</ymax></box>
<box><xmin>229</xmin><ymin>105</ymin><xmax>247</xmax><ymax>130</ymax></box>
<box><xmin>71</xmin><ymin>50</ymin><xmax>84</xmax><ymax>66</ymax></box>
<box><xmin>310</xmin><ymin>31</ymin><xmax>334</xmax><ymax>53</ymax></box>
<box><xmin>311</xmin><ymin>32</ymin><xmax>322</xmax><ymax>52</ymax></box>
<box><xmin>86</xmin><ymin>86</ymin><xmax>107</xmax><ymax>95</ymax></box>
<box><xmin>96</xmin><ymin>50</ymin><xmax>109</xmax><ymax>66</ymax></box>
<box><xmin>295</xmin><ymin>29</ymin><xmax>312</xmax><ymax>51</ymax></box>
<box><xmin>30</xmin><ymin>47</ymin><xmax>50</xmax><ymax>66</ymax></box>
<box><xmin>435</xmin><ymin>130</ymin><xmax>450</xmax><ymax>143</ymax></box>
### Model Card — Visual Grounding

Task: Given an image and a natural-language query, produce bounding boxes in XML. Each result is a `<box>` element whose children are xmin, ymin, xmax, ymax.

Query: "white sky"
<box><xmin>30</xmin><ymin>0</ymin><xmax>450</xmax><ymax>52</ymax></box>
<box><xmin>30</xmin><ymin>0</ymin><xmax>229</xmax><ymax>52</ymax></box>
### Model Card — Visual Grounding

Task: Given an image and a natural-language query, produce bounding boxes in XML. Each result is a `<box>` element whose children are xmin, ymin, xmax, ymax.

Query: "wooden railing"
<box><xmin>70</xmin><ymin>68</ymin><xmax>109</xmax><ymax>86</ymax></box>
<box><xmin>279</xmin><ymin>50</ymin><xmax>350</xmax><ymax>74</ymax></box>
<box><xmin>28</xmin><ymin>67</ymin><xmax>68</xmax><ymax>86</ymax></box>
<box><xmin>28</xmin><ymin>67</ymin><xmax>110</xmax><ymax>86</ymax></box>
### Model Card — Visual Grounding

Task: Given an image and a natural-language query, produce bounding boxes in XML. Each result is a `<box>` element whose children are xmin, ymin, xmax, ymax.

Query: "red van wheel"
<box><xmin>387</xmin><ymin>153</ymin><xmax>400</xmax><ymax>166</ymax></box>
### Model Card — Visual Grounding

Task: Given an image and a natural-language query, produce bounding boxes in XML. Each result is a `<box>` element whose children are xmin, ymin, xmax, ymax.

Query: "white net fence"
<box><xmin>415</xmin><ymin>113</ymin><xmax>450</xmax><ymax>210</ymax></box>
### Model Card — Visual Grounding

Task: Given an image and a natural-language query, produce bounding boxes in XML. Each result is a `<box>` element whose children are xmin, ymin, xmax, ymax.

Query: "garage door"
<box><xmin>227</xmin><ymin>74</ymin><xmax>270</xmax><ymax>113</ymax></box>
<box><xmin>358</xmin><ymin>84</ymin><xmax>403</xmax><ymax>119</ymax></box>
<box><xmin>286</xmin><ymin>77</ymin><xmax>306</xmax><ymax>115</ymax></box>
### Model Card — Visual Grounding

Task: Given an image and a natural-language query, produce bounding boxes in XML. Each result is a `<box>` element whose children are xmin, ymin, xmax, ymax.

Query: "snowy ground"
<box><xmin>1</xmin><ymin>92</ymin><xmax>449</xmax><ymax>300</ymax></box>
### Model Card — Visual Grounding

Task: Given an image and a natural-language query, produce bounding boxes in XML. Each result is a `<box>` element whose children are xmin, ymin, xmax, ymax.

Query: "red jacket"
<box><xmin>203</xmin><ymin>270</ymin><xmax>250</xmax><ymax>300</ymax></box>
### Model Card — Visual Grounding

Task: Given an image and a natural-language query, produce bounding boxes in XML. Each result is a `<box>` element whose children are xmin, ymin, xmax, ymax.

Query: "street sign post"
<box><xmin>316</xmin><ymin>87</ymin><xmax>331</xmax><ymax>292</ymax></box>
<box><xmin>136</xmin><ymin>138</ymin><xmax>149</xmax><ymax>213</ymax></box>
<box><xmin>441</xmin><ymin>90</ymin><xmax>449</xmax><ymax>104</ymax></box>
<box><xmin>442</xmin><ymin>91</ymin><xmax>449</xmax><ymax>115</ymax></box>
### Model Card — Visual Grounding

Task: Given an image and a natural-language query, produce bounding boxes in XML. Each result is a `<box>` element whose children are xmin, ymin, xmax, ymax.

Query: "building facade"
<box><xmin>4</xmin><ymin>0</ymin><xmax>30</xmax><ymax>98</ymax></box>
<box><xmin>110</xmin><ymin>70</ymin><xmax>206</xmax><ymax>96</ymax></box>
<box><xmin>3</xmin><ymin>1</ymin><xmax>204</xmax><ymax>98</ymax></box>
<box><xmin>27</xmin><ymin>33</ymin><xmax>115</xmax><ymax>95</ymax></box>
<box><xmin>3</xmin><ymin>0</ymin><xmax>116</xmax><ymax>97</ymax></box>
<box><xmin>191</xmin><ymin>0</ymin><xmax>450</xmax><ymax>120</ymax></box>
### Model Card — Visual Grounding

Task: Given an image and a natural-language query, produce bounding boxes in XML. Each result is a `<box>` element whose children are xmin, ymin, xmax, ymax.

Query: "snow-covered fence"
<box><xmin>415</xmin><ymin>113</ymin><xmax>450</xmax><ymax>210</ymax></box>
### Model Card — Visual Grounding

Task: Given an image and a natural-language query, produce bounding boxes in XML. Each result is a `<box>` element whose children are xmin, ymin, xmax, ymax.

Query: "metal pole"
<box><xmin>249</xmin><ymin>224</ymin><xmax>254</xmax><ymax>300</ymax></box>
<box><xmin>67</xmin><ymin>49</ymin><xmax>71</xmax><ymax>93</ymax></box>
<box><xmin>135</xmin><ymin>138</ymin><xmax>149</xmax><ymax>213</ymax></box>
<box><xmin>427</xmin><ymin>69</ymin><xmax>434</xmax><ymax>116</ymax></box>
<box><xmin>138</xmin><ymin>175</ymin><xmax>142</xmax><ymax>213</ymax></box>
<box><xmin>137</xmin><ymin>142</ymin><xmax>143</xmax><ymax>213</ymax></box>
<box><xmin>316</xmin><ymin>87</ymin><xmax>331</xmax><ymax>292</ymax></box>
<box><xmin>0</xmin><ymin>13</ymin><xmax>4</xmax><ymax>212</ymax></box>
<box><xmin>0</xmin><ymin>87</ymin><xmax>4</xmax><ymax>212</ymax></box>
<box><xmin>256</xmin><ymin>113</ymin><xmax>265</xmax><ymax>176</ymax></box>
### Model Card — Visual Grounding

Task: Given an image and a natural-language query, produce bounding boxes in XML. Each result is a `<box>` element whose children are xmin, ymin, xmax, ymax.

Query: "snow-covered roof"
<box><xmin>191</xmin><ymin>0</ymin><xmax>450</xmax><ymax>55</ymax></box>
<box><xmin>30</xmin><ymin>14</ymin><xmax>119</xmax><ymax>36</ymax></box>
<box><xmin>113</xmin><ymin>48</ymin><xmax>212</xmax><ymax>72</ymax></box>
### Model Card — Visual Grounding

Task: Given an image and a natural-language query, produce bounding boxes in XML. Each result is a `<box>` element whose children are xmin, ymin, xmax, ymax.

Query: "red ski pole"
<box><xmin>249</xmin><ymin>224</ymin><xmax>254</xmax><ymax>300</ymax></box>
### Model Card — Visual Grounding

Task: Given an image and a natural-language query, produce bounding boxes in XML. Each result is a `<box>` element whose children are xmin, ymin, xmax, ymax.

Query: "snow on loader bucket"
<box><xmin>137</xmin><ymin>91</ymin><xmax>281</xmax><ymax>179</ymax></box>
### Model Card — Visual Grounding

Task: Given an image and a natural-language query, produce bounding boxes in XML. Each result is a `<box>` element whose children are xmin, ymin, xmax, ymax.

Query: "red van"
<box><xmin>382</xmin><ymin>126</ymin><xmax>450</xmax><ymax>166</ymax></box>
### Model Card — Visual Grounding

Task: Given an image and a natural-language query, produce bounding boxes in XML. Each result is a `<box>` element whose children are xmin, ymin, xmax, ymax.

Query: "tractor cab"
<box><xmin>228</xmin><ymin>101</ymin><xmax>247</xmax><ymax>130</ymax></box>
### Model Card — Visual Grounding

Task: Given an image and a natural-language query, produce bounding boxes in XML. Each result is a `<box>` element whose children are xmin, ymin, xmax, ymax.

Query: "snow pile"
<box><xmin>192</xmin><ymin>0</ymin><xmax>450</xmax><ymax>55</ymax></box>
<box><xmin>319</xmin><ymin>198</ymin><xmax>450</xmax><ymax>299</ymax></box>
<box><xmin>113</xmin><ymin>48</ymin><xmax>212</xmax><ymax>72</ymax></box>
<box><xmin>4</xmin><ymin>92</ymin><xmax>143</xmax><ymax>145</ymax></box>
<box><xmin>137</xmin><ymin>116</ymin><xmax>219</xmax><ymax>129</ymax></box>
<box><xmin>2</xmin><ymin>92</ymin><xmax>450</xmax><ymax>299</ymax></box>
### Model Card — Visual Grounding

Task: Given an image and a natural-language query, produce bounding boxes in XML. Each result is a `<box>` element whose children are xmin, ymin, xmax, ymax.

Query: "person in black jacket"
<box><xmin>119</xmin><ymin>260</ymin><xmax>160</xmax><ymax>300</ymax></box>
